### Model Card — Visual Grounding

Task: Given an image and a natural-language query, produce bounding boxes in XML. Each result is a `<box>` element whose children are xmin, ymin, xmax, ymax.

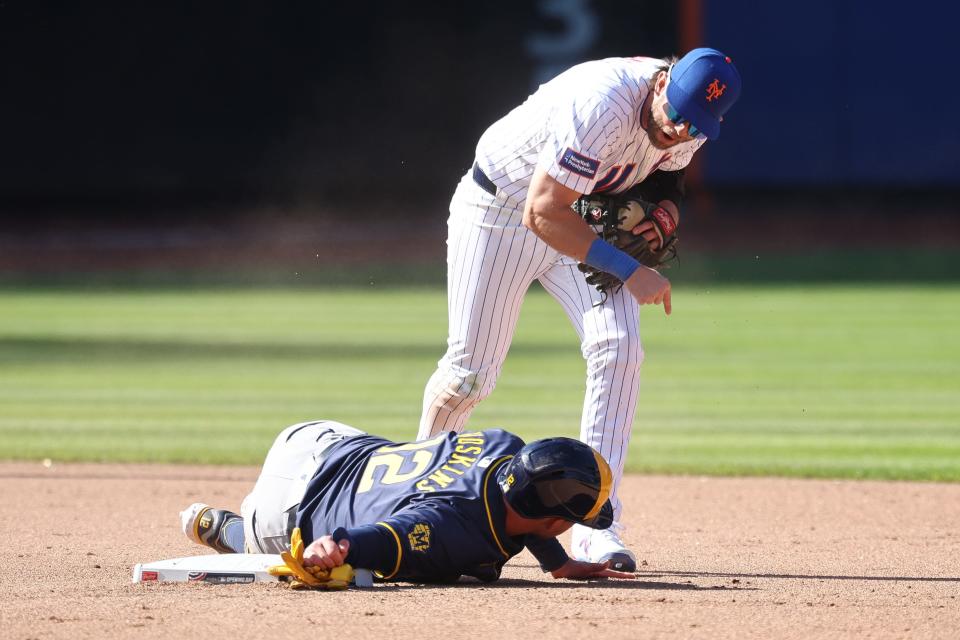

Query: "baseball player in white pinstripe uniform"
<box><xmin>418</xmin><ymin>49</ymin><xmax>741</xmax><ymax>570</ymax></box>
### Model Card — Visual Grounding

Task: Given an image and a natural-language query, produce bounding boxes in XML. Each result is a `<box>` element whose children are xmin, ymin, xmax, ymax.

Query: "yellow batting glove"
<box><xmin>267</xmin><ymin>528</ymin><xmax>355</xmax><ymax>590</ymax></box>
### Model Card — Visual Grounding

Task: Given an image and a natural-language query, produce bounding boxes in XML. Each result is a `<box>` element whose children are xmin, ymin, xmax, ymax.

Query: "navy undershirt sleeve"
<box><xmin>331</xmin><ymin>502</ymin><xmax>517</xmax><ymax>582</ymax></box>
<box><xmin>331</xmin><ymin>525</ymin><xmax>398</xmax><ymax>574</ymax></box>
<box><xmin>524</xmin><ymin>535</ymin><xmax>569</xmax><ymax>572</ymax></box>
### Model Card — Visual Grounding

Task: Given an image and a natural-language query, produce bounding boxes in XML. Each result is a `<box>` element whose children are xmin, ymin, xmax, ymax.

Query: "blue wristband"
<box><xmin>584</xmin><ymin>238</ymin><xmax>641</xmax><ymax>282</ymax></box>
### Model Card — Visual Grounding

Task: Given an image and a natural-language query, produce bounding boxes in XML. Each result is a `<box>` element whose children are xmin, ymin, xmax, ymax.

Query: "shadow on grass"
<box><xmin>0</xmin><ymin>336</ymin><xmax>569</xmax><ymax>363</ymax></box>
<box><xmin>671</xmin><ymin>249</ymin><xmax>960</xmax><ymax>284</ymax></box>
<box><xmin>1</xmin><ymin>248</ymin><xmax>959</xmax><ymax>289</ymax></box>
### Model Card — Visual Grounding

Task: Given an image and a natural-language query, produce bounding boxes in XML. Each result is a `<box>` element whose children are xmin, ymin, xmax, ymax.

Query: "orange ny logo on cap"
<box><xmin>706</xmin><ymin>79</ymin><xmax>727</xmax><ymax>102</ymax></box>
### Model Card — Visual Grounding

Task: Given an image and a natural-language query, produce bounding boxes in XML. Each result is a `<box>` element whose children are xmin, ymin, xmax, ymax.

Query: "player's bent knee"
<box><xmin>583</xmin><ymin>336</ymin><xmax>644</xmax><ymax>369</ymax></box>
<box><xmin>429</xmin><ymin>370</ymin><xmax>493</xmax><ymax>411</ymax></box>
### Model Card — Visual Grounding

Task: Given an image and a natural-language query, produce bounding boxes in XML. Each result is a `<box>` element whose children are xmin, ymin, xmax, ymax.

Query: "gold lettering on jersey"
<box><xmin>414</xmin><ymin>432</ymin><xmax>487</xmax><ymax>494</ymax></box>
<box><xmin>427</xmin><ymin>468</ymin><xmax>455</xmax><ymax>488</ymax></box>
<box><xmin>376</xmin><ymin>433</ymin><xmax>447</xmax><ymax>453</ymax></box>
<box><xmin>455</xmin><ymin>444</ymin><xmax>482</xmax><ymax>455</ymax></box>
<box><xmin>408</xmin><ymin>523</ymin><xmax>431</xmax><ymax>552</ymax></box>
<box><xmin>415</xmin><ymin>478</ymin><xmax>435</xmax><ymax>493</ymax></box>
<box><xmin>357</xmin><ymin>450</ymin><xmax>434</xmax><ymax>494</ymax></box>
<box><xmin>448</xmin><ymin>452</ymin><xmax>476</xmax><ymax>467</ymax></box>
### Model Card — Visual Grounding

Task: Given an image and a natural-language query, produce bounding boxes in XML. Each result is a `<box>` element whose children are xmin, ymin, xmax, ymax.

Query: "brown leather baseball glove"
<box><xmin>574</xmin><ymin>191</ymin><xmax>678</xmax><ymax>294</ymax></box>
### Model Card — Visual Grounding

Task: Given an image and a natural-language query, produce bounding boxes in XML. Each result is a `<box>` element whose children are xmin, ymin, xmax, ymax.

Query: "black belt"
<box><xmin>472</xmin><ymin>162</ymin><xmax>497</xmax><ymax>196</ymax></box>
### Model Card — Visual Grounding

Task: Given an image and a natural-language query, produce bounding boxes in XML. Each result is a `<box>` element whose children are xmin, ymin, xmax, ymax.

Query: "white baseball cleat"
<box><xmin>571</xmin><ymin>522</ymin><xmax>638</xmax><ymax>572</ymax></box>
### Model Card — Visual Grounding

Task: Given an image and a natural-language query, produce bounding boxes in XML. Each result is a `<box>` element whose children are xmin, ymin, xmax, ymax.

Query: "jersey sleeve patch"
<box><xmin>558</xmin><ymin>147</ymin><xmax>600</xmax><ymax>179</ymax></box>
<box><xmin>407</xmin><ymin>522</ymin><xmax>432</xmax><ymax>552</ymax></box>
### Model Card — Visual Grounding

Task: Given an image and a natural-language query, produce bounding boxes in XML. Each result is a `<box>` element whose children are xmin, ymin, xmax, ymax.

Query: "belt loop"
<box><xmin>472</xmin><ymin>162</ymin><xmax>498</xmax><ymax>197</ymax></box>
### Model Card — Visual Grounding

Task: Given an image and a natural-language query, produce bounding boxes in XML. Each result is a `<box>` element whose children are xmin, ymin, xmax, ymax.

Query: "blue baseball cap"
<box><xmin>665</xmin><ymin>48</ymin><xmax>742</xmax><ymax>140</ymax></box>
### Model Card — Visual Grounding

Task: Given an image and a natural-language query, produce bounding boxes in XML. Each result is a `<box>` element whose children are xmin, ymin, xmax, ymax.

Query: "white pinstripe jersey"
<box><xmin>475</xmin><ymin>57</ymin><xmax>705</xmax><ymax>207</ymax></box>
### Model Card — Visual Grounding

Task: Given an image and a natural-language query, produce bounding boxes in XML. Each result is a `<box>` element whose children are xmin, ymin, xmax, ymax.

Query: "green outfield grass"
<box><xmin>1</xmin><ymin>284</ymin><xmax>958</xmax><ymax>480</ymax></box>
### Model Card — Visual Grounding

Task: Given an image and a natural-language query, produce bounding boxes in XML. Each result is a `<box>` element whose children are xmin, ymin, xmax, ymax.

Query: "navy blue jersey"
<box><xmin>295</xmin><ymin>429</ymin><xmax>567</xmax><ymax>582</ymax></box>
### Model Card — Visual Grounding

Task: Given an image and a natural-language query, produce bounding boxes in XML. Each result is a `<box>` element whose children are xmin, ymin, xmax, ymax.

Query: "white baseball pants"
<box><xmin>418</xmin><ymin>172</ymin><xmax>644</xmax><ymax>522</ymax></box>
<box><xmin>241</xmin><ymin>420</ymin><xmax>366</xmax><ymax>553</ymax></box>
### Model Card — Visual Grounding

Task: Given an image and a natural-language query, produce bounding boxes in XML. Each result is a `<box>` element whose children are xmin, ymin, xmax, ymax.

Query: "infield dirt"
<box><xmin>2</xmin><ymin>462</ymin><xmax>958</xmax><ymax>640</ymax></box>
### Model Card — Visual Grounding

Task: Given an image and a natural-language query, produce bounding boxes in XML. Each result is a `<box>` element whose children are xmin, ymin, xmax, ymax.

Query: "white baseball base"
<box><xmin>132</xmin><ymin>553</ymin><xmax>374</xmax><ymax>587</ymax></box>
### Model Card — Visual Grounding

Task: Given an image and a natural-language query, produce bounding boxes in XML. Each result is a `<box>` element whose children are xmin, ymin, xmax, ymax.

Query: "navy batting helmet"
<box><xmin>497</xmin><ymin>437</ymin><xmax>613</xmax><ymax>529</ymax></box>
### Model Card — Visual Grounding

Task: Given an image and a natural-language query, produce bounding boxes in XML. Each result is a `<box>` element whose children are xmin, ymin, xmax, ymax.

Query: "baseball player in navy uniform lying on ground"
<box><xmin>180</xmin><ymin>420</ymin><xmax>637</xmax><ymax>583</ymax></box>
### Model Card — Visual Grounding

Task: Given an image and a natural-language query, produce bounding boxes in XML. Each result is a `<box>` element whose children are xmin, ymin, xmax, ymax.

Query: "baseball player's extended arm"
<box><xmin>522</xmin><ymin>167</ymin><xmax>600</xmax><ymax>262</ymax></box>
<box><xmin>524</xmin><ymin>534</ymin><xmax>570</xmax><ymax>572</ymax></box>
<box><xmin>551</xmin><ymin>558</ymin><xmax>638</xmax><ymax>580</ymax></box>
<box><xmin>302</xmin><ymin>535</ymin><xmax>350</xmax><ymax>570</ymax></box>
<box><xmin>306</xmin><ymin>506</ymin><xmax>520</xmax><ymax>583</ymax></box>
<box><xmin>524</xmin><ymin>167</ymin><xmax>672</xmax><ymax>314</ymax></box>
